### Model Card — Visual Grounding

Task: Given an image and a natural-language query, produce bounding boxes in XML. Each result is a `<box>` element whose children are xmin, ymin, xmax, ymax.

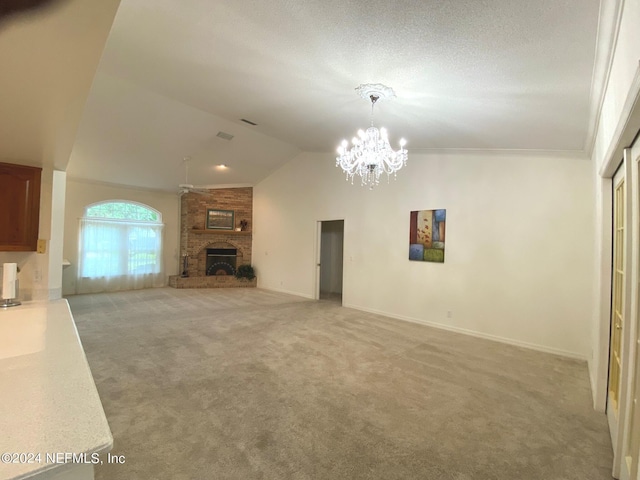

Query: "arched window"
<box><xmin>77</xmin><ymin>201</ymin><xmax>164</xmax><ymax>293</ymax></box>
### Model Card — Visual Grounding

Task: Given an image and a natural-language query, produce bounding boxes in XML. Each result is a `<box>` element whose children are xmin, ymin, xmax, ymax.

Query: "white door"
<box><xmin>610</xmin><ymin>156</ymin><xmax>632</xmax><ymax>478</ymax></box>
<box><xmin>619</xmin><ymin>139</ymin><xmax>640</xmax><ymax>480</ymax></box>
<box><xmin>624</xmin><ymin>352</ymin><xmax>640</xmax><ymax>480</ymax></box>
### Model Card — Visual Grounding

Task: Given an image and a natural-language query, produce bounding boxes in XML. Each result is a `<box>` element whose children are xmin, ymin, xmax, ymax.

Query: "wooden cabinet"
<box><xmin>0</xmin><ymin>162</ymin><xmax>41</xmax><ymax>251</ymax></box>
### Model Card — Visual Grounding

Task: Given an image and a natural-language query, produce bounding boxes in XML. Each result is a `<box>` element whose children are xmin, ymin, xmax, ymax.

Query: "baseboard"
<box><xmin>588</xmin><ymin>358</ymin><xmax>600</xmax><ymax>410</ymax></box>
<box><xmin>259</xmin><ymin>285</ymin><xmax>315</xmax><ymax>299</ymax></box>
<box><xmin>343</xmin><ymin>302</ymin><xmax>588</xmax><ymax>361</ymax></box>
<box><xmin>588</xmin><ymin>356</ymin><xmax>608</xmax><ymax>412</ymax></box>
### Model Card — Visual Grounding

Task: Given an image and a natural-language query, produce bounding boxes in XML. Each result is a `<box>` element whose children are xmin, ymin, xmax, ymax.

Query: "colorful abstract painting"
<box><xmin>409</xmin><ymin>209</ymin><xmax>446</xmax><ymax>263</ymax></box>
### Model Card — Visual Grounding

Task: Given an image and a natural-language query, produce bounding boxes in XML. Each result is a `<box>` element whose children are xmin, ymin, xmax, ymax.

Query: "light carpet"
<box><xmin>67</xmin><ymin>287</ymin><xmax>613</xmax><ymax>479</ymax></box>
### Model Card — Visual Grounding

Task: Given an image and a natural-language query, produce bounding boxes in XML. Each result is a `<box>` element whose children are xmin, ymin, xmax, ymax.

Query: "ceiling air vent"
<box><xmin>216</xmin><ymin>131</ymin><xmax>234</xmax><ymax>141</ymax></box>
<box><xmin>241</xmin><ymin>118</ymin><xmax>258</xmax><ymax>126</ymax></box>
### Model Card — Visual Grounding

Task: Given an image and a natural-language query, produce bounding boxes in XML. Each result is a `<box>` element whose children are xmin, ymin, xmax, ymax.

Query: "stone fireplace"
<box><xmin>168</xmin><ymin>187</ymin><xmax>256</xmax><ymax>289</ymax></box>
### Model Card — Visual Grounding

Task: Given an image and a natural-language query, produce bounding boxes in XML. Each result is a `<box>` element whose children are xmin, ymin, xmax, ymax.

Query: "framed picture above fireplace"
<box><xmin>206</xmin><ymin>209</ymin><xmax>235</xmax><ymax>230</ymax></box>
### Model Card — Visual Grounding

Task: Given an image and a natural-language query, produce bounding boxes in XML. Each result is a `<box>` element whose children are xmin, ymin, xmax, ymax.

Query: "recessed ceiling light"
<box><xmin>217</xmin><ymin>164</ymin><xmax>228</xmax><ymax>169</ymax></box>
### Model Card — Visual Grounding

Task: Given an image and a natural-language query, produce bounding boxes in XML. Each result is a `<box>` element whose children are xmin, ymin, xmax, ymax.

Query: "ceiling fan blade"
<box><xmin>178</xmin><ymin>159</ymin><xmax>209</xmax><ymax>195</ymax></box>
<box><xmin>177</xmin><ymin>185</ymin><xmax>208</xmax><ymax>195</ymax></box>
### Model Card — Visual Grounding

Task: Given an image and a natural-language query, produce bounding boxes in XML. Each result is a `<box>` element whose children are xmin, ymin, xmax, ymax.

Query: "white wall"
<box><xmin>62</xmin><ymin>179</ymin><xmax>180</xmax><ymax>295</ymax></box>
<box><xmin>589</xmin><ymin>0</ymin><xmax>640</xmax><ymax>410</ymax></box>
<box><xmin>254</xmin><ymin>150</ymin><xmax>594</xmax><ymax>358</ymax></box>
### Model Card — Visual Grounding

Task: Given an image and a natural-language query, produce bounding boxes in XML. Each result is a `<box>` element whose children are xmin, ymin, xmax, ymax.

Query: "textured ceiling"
<box><xmin>67</xmin><ymin>0</ymin><xmax>601</xmax><ymax>191</ymax></box>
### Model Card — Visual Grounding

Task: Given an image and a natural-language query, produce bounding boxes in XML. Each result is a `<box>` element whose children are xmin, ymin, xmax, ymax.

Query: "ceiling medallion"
<box><xmin>354</xmin><ymin>83</ymin><xmax>396</xmax><ymax>102</ymax></box>
<box><xmin>336</xmin><ymin>83</ymin><xmax>407</xmax><ymax>190</ymax></box>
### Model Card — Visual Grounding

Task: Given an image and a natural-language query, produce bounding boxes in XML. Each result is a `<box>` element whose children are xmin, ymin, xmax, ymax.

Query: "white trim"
<box><xmin>310</xmin><ymin>147</ymin><xmax>590</xmax><ymax>157</ymax></box>
<box><xmin>196</xmin><ymin>183</ymin><xmax>254</xmax><ymax>190</ymax></box>
<box><xmin>315</xmin><ymin>218</ymin><xmax>346</xmax><ymax>303</ymax></box>
<box><xmin>619</xmin><ymin>143</ymin><xmax>640</xmax><ymax>480</ymax></box>
<box><xmin>66</xmin><ymin>176</ymin><xmax>175</xmax><ymax>194</ymax></box>
<box><xmin>608</xmin><ymin>157</ymin><xmax>633</xmax><ymax>478</ymax></box>
<box><xmin>592</xmin><ymin>175</ymin><xmax>614</xmax><ymax>412</ymax></box>
<box><xmin>585</xmin><ymin>0</ymin><xmax>625</xmax><ymax>156</ymax></box>
<box><xmin>84</xmin><ymin>199</ymin><xmax>162</xmax><ymax>222</ymax></box>
<box><xmin>67</xmin><ymin>176</ymin><xmax>254</xmax><ymax>193</ymax></box>
<box><xmin>315</xmin><ymin>221</ymin><xmax>322</xmax><ymax>301</ymax></box>
<box><xmin>259</xmin><ymin>286</ymin><xmax>315</xmax><ymax>299</ymax></box>
<box><xmin>342</xmin><ymin>303</ymin><xmax>588</xmax><ymax>361</ymax></box>
<box><xmin>599</xmin><ymin>61</ymin><xmax>640</xmax><ymax>177</ymax></box>
<box><xmin>381</xmin><ymin>148</ymin><xmax>589</xmax><ymax>158</ymax></box>
<box><xmin>589</xmin><ymin>366</ymin><xmax>600</xmax><ymax>409</ymax></box>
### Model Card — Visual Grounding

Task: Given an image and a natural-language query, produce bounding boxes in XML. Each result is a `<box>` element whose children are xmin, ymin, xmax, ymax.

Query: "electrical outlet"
<box><xmin>447</xmin><ymin>311</ymin><xmax>453</xmax><ymax>318</ymax></box>
<box><xmin>37</xmin><ymin>239</ymin><xmax>46</xmax><ymax>254</ymax></box>
<box><xmin>34</xmin><ymin>269</ymin><xmax>42</xmax><ymax>283</ymax></box>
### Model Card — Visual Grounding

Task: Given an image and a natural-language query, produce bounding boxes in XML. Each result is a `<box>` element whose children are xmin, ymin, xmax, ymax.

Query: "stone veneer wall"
<box><xmin>180</xmin><ymin>187</ymin><xmax>253</xmax><ymax>278</ymax></box>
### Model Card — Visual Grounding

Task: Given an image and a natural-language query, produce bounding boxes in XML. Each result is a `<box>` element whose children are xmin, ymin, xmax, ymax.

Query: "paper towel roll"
<box><xmin>2</xmin><ymin>263</ymin><xmax>17</xmax><ymax>300</ymax></box>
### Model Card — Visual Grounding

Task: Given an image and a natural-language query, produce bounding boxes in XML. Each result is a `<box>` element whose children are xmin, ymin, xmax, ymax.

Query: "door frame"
<box><xmin>591</xmin><ymin>33</ymin><xmax>640</xmax><ymax>480</ymax></box>
<box><xmin>314</xmin><ymin>219</ymin><xmax>346</xmax><ymax>301</ymax></box>
<box><xmin>315</xmin><ymin>221</ymin><xmax>321</xmax><ymax>300</ymax></box>
<box><xmin>594</xmin><ymin>63</ymin><xmax>640</xmax><ymax>417</ymax></box>
<box><xmin>618</xmin><ymin>141</ymin><xmax>640</xmax><ymax>480</ymax></box>
<box><xmin>609</xmin><ymin>156</ymin><xmax>633</xmax><ymax>478</ymax></box>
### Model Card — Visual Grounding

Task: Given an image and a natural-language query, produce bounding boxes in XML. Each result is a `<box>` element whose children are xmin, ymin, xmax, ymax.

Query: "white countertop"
<box><xmin>0</xmin><ymin>300</ymin><xmax>113</xmax><ymax>480</ymax></box>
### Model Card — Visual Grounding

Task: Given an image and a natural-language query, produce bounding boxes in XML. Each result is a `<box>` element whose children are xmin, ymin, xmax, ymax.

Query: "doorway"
<box><xmin>619</xmin><ymin>135</ymin><xmax>640</xmax><ymax>480</ymax></box>
<box><xmin>608</xmin><ymin>139</ymin><xmax>640</xmax><ymax>480</ymax></box>
<box><xmin>608</xmin><ymin>163</ymin><xmax>626</xmax><ymax>443</ymax></box>
<box><xmin>316</xmin><ymin>220</ymin><xmax>344</xmax><ymax>304</ymax></box>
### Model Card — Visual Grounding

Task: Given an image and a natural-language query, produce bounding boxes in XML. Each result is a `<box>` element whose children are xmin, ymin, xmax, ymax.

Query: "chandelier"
<box><xmin>336</xmin><ymin>83</ymin><xmax>408</xmax><ymax>189</ymax></box>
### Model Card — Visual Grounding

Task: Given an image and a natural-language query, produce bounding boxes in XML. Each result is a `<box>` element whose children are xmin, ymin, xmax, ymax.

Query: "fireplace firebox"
<box><xmin>206</xmin><ymin>248</ymin><xmax>237</xmax><ymax>275</ymax></box>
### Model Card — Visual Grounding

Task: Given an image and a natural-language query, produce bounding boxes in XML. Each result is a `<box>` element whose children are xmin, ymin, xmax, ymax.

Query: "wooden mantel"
<box><xmin>190</xmin><ymin>229</ymin><xmax>251</xmax><ymax>235</ymax></box>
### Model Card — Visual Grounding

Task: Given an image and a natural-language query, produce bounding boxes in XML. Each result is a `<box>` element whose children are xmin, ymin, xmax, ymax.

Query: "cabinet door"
<box><xmin>0</xmin><ymin>162</ymin><xmax>41</xmax><ymax>251</ymax></box>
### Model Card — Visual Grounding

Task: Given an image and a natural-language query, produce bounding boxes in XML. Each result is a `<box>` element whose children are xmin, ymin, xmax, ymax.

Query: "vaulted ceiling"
<box><xmin>1</xmin><ymin>1</ymin><xmax>602</xmax><ymax>191</ymax></box>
